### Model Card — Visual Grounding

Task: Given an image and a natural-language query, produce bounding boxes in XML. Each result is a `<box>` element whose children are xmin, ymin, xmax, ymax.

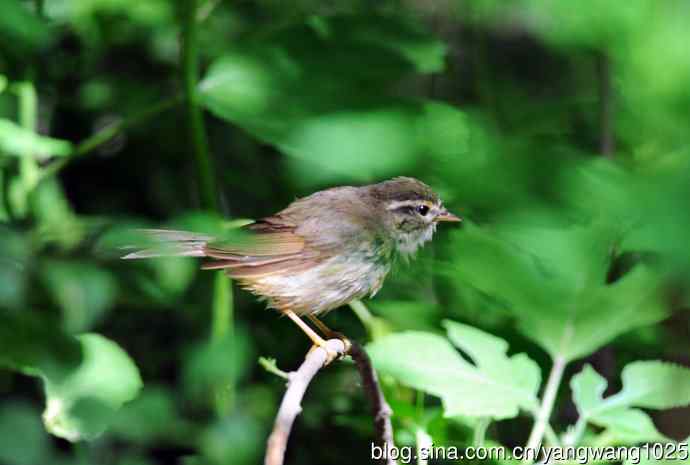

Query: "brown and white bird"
<box><xmin>123</xmin><ymin>177</ymin><xmax>460</xmax><ymax>363</ymax></box>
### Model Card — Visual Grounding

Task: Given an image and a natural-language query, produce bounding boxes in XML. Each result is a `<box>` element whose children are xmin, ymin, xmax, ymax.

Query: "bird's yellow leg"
<box><xmin>306</xmin><ymin>314</ymin><xmax>352</xmax><ymax>353</ymax></box>
<box><xmin>283</xmin><ymin>310</ymin><xmax>339</xmax><ymax>365</ymax></box>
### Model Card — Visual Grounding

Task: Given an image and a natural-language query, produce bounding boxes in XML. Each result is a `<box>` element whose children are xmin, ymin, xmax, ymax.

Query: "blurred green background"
<box><xmin>1</xmin><ymin>1</ymin><xmax>689</xmax><ymax>464</ymax></box>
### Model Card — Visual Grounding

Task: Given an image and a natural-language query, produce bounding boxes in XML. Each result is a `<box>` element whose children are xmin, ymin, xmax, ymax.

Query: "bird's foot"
<box><xmin>325</xmin><ymin>331</ymin><xmax>352</xmax><ymax>355</ymax></box>
<box><xmin>306</xmin><ymin>335</ymin><xmax>351</xmax><ymax>366</ymax></box>
<box><xmin>306</xmin><ymin>342</ymin><xmax>338</xmax><ymax>366</ymax></box>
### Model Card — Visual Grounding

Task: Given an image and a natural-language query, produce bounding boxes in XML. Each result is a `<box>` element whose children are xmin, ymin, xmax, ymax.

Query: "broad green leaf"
<box><xmin>571</xmin><ymin>365</ymin><xmax>607</xmax><ymax>415</ymax></box>
<box><xmin>0</xmin><ymin>0</ymin><xmax>53</xmax><ymax>54</ymax></box>
<box><xmin>41</xmin><ymin>261</ymin><xmax>118</xmax><ymax>333</ymax></box>
<box><xmin>448</xmin><ymin>222</ymin><xmax>668</xmax><ymax>361</ymax></box>
<box><xmin>443</xmin><ymin>320</ymin><xmax>541</xmax><ymax>398</ymax></box>
<box><xmin>594</xmin><ymin>408</ymin><xmax>666</xmax><ymax>443</ymax></box>
<box><xmin>0</xmin><ymin>316</ymin><xmax>142</xmax><ymax>441</ymax></box>
<box><xmin>571</xmin><ymin>363</ymin><xmax>690</xmax><ymax>445</ymax></box>
<box><xmin>367</xmin><ymin>323</ymin><xmax>540</xmax><ymax>419</ymax></box>
<box><xmin>0</xmin><ymin>312</ymin><xmax>81</xmax><ymax>379</ymax></box>
<box><xmin>198</xmin><ymin>15</ymin><xmax>466</xmax><ymax>185</ymax></box>
<box><xmin>42</xmin><ymin>334</ymin><xmax>143</xmax><ymax>441</ymax></box>
<box><xmin>0</xmin><ymin>119</ymin><xmax>73</xmax><ymax>160</ymax></box>
<box><xmin>615</xmin><ymin>361</ymin><xmax>690</xmax><ymax>410</ymax></box>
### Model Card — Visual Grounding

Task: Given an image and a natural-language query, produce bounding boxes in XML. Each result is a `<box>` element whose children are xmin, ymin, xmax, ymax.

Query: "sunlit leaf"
<box><xmin>367</xmin><ymin>322</ymin><xmax>540</xmax><ymax>419</ymax></box>
<box><xmin>198</xmin><ymin>14</ymin><xmax>465</xmax><ymax>185</ymax></box>
<box><xmin>0</xmin><ymin>227</ymin><xmax>30</xmax><ymax>309</ymax></box>
<box><xmin>448</xmin><ymin>222</ymin><xmax>668</xmax><ymax>361</ymax></box>
<box><xmin>41</xmin><ymin>334</ymin><xmax>143</xmax><ymax>441</ymax></box>
<box><xmin>0</xmin><ymin>119</ymin><xmax>73</xmax><ymax>160</ymax></box>
<box><xmin>570</xmin><ymin>363</ymin><xmax>690</xmax><ymax>444</ymax></box>
<box><xmin>0</xmin><ymin>0</ymin><xmax>53</xmax><ymax>54</ymax></box>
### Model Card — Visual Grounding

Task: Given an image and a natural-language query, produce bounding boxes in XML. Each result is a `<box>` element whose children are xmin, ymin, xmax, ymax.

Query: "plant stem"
<box><xmin>180</xmin><ymin>0</ymin><xmax>232</xmax><ymax>418</ymax></box>
<box><xmin>565</xmin><ymin>416</ymin><xmax>588</xmax><ymax>447</ymax></box>
<box><xmin>415</xmin><ymin>390</ymin><xmax>425</xmax><ymax>421</ymax></box>
<box><xmin>523</xmin><ymin>355</ymin><xmax>567</xmax><ymax>463</ymax></box>
<box><xmin>41</xmin><ymin>96</ymin><xmax>182</xmax><ymax>180</ymax></box>
<box><xmin>211</xmin><ymin>270</ymin><xmax>233</xmax><ymax>342</ymax></box>
<box><xmin>259</xmin><ymin>357</ymin><xmax>289</xmax><ymax>380</ymax></box>
<box><xmin>474</xmin><ymin>417</ymin><xmax>490</xmax><ymax>448</ymax></box>
<box><xmin>416</xmin><ymin>428</ymin><xmax>432</xmax><ymax>465</ymax></box>
<box><xmin>349</xmin><ymin>299</ymin><xmax>376</xmax><ymax>336</ymax></box>
<box><xmin>181</xmin><ymin>0</ymin><xmax>217</xmax><ymax>212</ymax></box>
<box><xmin>15</xmin><ymin>81</ymin><xmax>39</xmax><ymax>217</ymax></box>
<box><xmin>212</xmin><ymin>271</ymin><xmax>234</xmax><ymax>414</ymax></box>
<box><xmin>597</xmin><ymin>53</ymin><xmax>614</xmax><ymax>157</ymax></box>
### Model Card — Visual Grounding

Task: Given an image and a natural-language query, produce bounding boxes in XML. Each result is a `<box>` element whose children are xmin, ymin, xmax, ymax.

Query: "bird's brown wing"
<box><xmin>201</xmin><ymin>216</ymin><xmax>322</xmax><ymax>278</ymax></box>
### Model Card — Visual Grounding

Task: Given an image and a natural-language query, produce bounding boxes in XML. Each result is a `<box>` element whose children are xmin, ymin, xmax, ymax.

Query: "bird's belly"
<box><xmin>251</xmin><ymin>255</ymin><xmax>390</xmax><ymax>315</ymax></box>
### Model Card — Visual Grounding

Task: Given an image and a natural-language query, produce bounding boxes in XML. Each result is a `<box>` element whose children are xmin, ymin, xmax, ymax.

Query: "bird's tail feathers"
<box><xmin>120</xmin><ymin>229</ymin><xmax>213</xmax><ymax>259</ymax></box>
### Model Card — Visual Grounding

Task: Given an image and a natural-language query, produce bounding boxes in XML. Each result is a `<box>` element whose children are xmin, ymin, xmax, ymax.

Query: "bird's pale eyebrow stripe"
<box><xmin>386</xmin><ymin>200</ymin><xmax>435</xmax><ymax>211</ymax></box>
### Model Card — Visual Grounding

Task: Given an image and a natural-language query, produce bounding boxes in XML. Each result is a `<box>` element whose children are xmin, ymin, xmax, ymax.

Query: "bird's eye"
<box><xmin>416</xmin><ymin>205</ymin><xmax>430</xmax><ymax>216</ymax></box>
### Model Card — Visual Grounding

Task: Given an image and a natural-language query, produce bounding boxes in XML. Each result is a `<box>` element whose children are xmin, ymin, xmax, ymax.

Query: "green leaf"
<box><xmin>182</xmin><ymin>330</ymin><xmax>252</xmax><ymax>407</ymax></box>
<box><xmin>200</xmin><ymin>414</ymin><xmax>263</xmax><ymax>465</ymax></box>
<box><xmin>448</xmin><ymin>222</ymin><xmax>669</xmax><ymax>361</ymax></box>
<box><xmin>571</xmin><ymin>364</ymin><xmax>607</xmax><ymax>415</ymax></box>
<box><xmin>0</xmin><ymin>312</ymin><xmax>82</xmax><ymax>379</ymax></box>
<box><xmin>615</xmin><ymin>361</ymin><xmax>690</xmax><ymax>410</ymax></box>
<box><xmin>198</xmin><ymin>15</ymin><xmax>466</xmax><ymax>185</ymax></box>
<box><xmin>0</xmin><ymin>401</ymin><xmax>52</xmax><ymax>465</ymax></box>
<box><xmin>41</xmin><ymin>333</ymin><xmax>143</xmax><ymax>441</ymax></box>
<box><xmin>0</xmin><ymin>119</ymin><xmax>73</xmax><ymax>160</ymax></box>
<box><xmin>443</xmin><ymin>321</ymin><xmax>541</xmax><ymax>399</ymax></box>
<box><xmin>0</xmin><ymin>0</ymin><xmax>54</xmax><ymax>54</ymax></box>
<box><xmin>0</xmin><ymin>226</ymin><xmax>30</xmax><ymax>309</ymax></box>
<box><xmin>593</xmin><ymin>408</ymin><xmax>666</xmax><ymax>443</ymax></box>
<box><xmin>571</xmin><ymin>363</ymin><xmax>690</xmax><ymax>445</ymax></box>
<box><xmin>41</xmin><ymin>261</ymin><xmax>118</xmax><ymax>333</ymax></box>
<box><xmin>110</xmin><ymin>386</ymin><xmax>189</xmax><ymax>443</ymax></box>
<box><xmin>367</xmin><ymin>322</ymin><xmax>540</xmax><ymax>420</ymax></box>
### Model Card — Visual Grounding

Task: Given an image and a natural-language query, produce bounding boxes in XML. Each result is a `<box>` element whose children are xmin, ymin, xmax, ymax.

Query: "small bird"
<box><xmin>123</xmin><ymin>177</ymin><xmax>460</xmax><ymax>364</ymax></box>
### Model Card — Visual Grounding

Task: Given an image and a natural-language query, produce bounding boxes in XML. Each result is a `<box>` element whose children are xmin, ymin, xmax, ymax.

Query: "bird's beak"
<box><xmin>436</xmin><ymin>210</ymin><xmax>462</xmax><ymax>222</ymax></box>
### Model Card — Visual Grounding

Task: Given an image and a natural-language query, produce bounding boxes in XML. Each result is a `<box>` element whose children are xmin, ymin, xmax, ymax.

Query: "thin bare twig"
<box><xmin>350</xmin><ymin>342</ymin><xmax>397</xmax><ymax>465</ymax></box>
<box><xmin>265</xmin><ymin>339</ymin><xmax>347</xmax><ymax>465</ymax></box>
<box><xmin>264</xmin><ymin>340</ymin><xmax>397</xmax><ymax>465</ymax></box>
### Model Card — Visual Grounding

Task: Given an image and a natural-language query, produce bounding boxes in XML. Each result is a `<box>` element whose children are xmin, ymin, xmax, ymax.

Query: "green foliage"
<box><xmin>1</xmin><ymin>0</ymin><xmax>689</xmax><ymax>464</ymax></box>
<box><xmin>199</xmin><ymin>15</ymin><xmax>467</xmax><ymax>185</ymax></box>
<box><xmin>448</xmin><ymin>222</ymin><xmax>668</xmax><ymax>362</ymax></box>
<box><xmin>0</xmin><ymin>119</ymin><xmax>73</xmax><ymax>160</ymax></box>
<box><xmin>0</xmin><ymin>402</ymin><xmax>51</xmax><ymax>465</ymax></box>
<box><xmin>0</xmin><ymin>0</ymin><xmax>54</xmax><ymax>55</ymax></box>
<box><xmin>41</xmin><ymin>261</ymin><xmax>118</xmax><ymax>332</ymax></box>
<box><xmin>41</xmin><ymin>334</ymin><xmax>143</xmax><ymax>441</ymax></box>
<box><xmin>571</xmin><ymin>362</ymin><xmax>690</xmax><ymax>445</ymax></box>
<box><xmin>368</xmin><ymin>320</ymin><xmax>540</xmax><ymax>419</ymax></box>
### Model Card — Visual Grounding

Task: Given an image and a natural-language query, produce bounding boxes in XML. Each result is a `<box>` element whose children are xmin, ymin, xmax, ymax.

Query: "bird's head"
<box><xmin>370</xmin><ymin>177</ymin><xmax>461</xmax><ymax>256</ymax></box>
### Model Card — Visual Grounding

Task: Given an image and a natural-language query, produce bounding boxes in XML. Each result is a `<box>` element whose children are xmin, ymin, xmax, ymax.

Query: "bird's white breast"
<box><xmin>255</xmin><ymin>252</ymin><xmax>390</xmax><ymax>315</ymax></box>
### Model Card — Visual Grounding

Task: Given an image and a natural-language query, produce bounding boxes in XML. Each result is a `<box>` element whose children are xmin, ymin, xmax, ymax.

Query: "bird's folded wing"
<box><xmin>201</xmin><ymin>217</ymin><xmax>322</xmax><ymax>278</ymax></box>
